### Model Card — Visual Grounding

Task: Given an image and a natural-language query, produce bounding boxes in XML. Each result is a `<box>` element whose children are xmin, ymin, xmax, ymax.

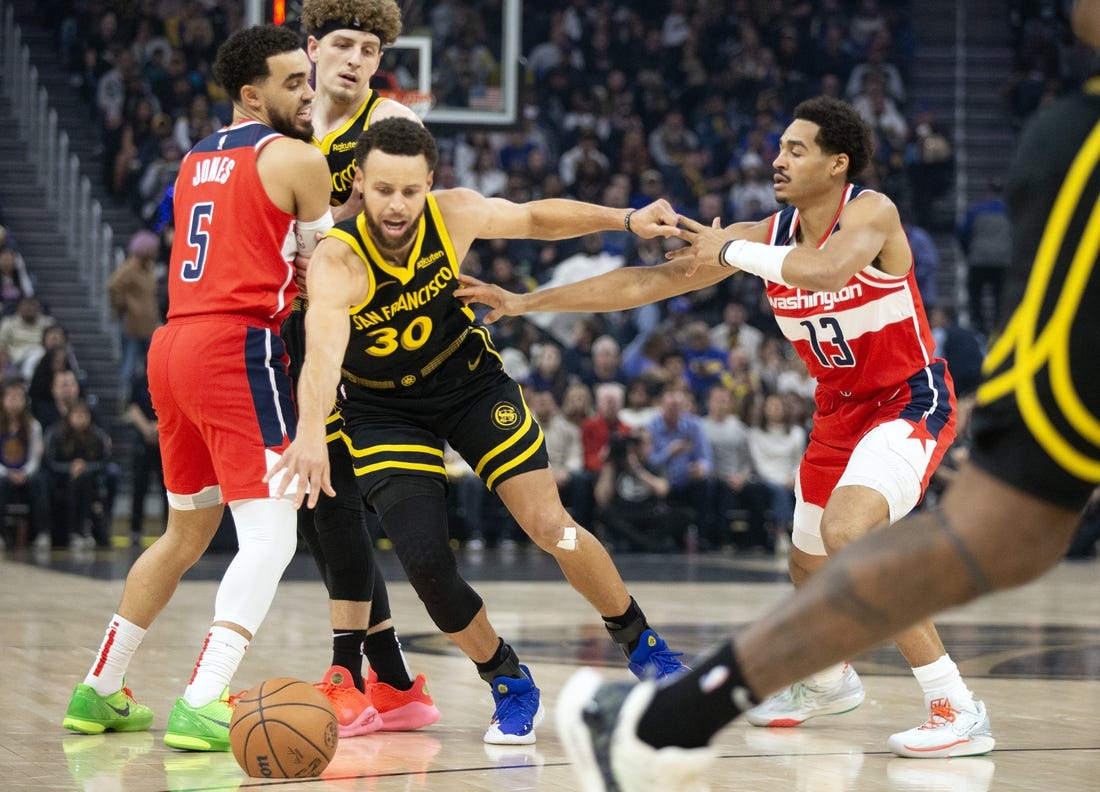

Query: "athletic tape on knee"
<box><xmin>557</xmin><ymin>525</ymin><xmax>578</xmax><ymax>551</ymax></box>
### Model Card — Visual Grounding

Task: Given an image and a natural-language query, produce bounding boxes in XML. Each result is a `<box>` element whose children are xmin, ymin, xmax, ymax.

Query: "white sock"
<box><xmin>912</xmin><ymin>654</ymin><xmax>975</xmax><ymax>709</ymax></box>
<box><xmin>806</xmin><ymin>662</ymin><xmax>848</xmax><ymax>690</ymax></box>
<box><xmin>84</xmin><ymin>614</ymin><xmax>146</xmax><ymax>695</ymax></box>
<box><xmin>183</xmin><ymin>625</ymin><xmax>249</xmax><ymax>707</ymax></box>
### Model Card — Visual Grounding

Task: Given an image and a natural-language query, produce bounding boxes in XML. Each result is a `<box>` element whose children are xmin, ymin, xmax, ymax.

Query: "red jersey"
<box><xmin>167</xmin><ymin>121</ymin><xmax>297</xmax><ymax>330</ymax></box>
<box><xmin>764</xmin><ymin>185</ymin><xmax>945</xmax><ymax>402</ymax></box>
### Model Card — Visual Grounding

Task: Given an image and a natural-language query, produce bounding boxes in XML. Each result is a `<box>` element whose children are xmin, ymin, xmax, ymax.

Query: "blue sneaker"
<box><xmin>483</xmin><ymin>665</ymin><xmax>545</xmax><ymax>745</ymax></box>
<box><xmin>628</xmin><ymin>629</ymin><xmax>688</xmax><ymax>680</ymax></box>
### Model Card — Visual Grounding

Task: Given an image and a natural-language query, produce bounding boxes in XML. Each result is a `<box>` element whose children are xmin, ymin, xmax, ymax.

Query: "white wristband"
<box><xmin>720</xmin><ymin>239</ymin><xmax>794</xmax><ymax>285</ymax></box>
<box><xmin>295</xmin><ymin>210</ymin><xmax>335</xmax><ymax>254</ymax></box>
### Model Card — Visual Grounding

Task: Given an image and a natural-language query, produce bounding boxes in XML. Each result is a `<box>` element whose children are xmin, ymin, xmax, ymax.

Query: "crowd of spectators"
<box><xmin>0</xmin><ymin>223</ymin><xmax>123</xmax><ymax>551</ymax></box>
<box><xmin>6</xmin><ymin>0</ymin><xmax>1092</xmax><ymax>555</ymax></box>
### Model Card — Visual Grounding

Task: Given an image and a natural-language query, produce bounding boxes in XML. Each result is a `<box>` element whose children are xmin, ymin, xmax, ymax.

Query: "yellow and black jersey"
<box><xmin>329</xmin><ymin>194</ymin><xmax>478</xmax><ymax>386</ymax></box>
<box><xmin>313</xmin><ymin>90</ymin><xmax>387</xmax><ymax>207</ymax></box>
<box><xmin>970</xmin><ymin>78</ymin><xmax>1100</xmax><ymax>507</ymax></box>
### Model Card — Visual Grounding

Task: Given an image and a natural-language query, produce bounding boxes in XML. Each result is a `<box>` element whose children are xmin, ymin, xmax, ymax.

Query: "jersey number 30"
<box><xmin>181</xmin><ymin>202</ymin><xmax>214</xmax><ymax>281</ymax></box>
<box><xmin>365</xmin><ymin>316</ymin><xmax>432</xmax><ymax>357</ymax></box>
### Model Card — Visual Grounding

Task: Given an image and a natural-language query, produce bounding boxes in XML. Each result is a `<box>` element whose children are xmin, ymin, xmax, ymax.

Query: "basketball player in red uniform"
<box><xmin>458</xmin><ymin>96</ymin><xmax>993</xmax><ymax>765</ymax></box>
<box><xmin>461</xmin><ymin>2</ymin><xmax>1100</xmax><ymax>785</ymax></box>
<box><xmin>63</xmin><ymin>25</ymin><xmax>334</xmax><ymax>753</ymax></box>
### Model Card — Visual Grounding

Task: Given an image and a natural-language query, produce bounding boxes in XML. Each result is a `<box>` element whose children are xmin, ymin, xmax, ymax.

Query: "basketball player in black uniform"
<box><xmin>540</xmin><ymin>0</ymin><xmax>1100</xmax><ymax>786</ymax></box>
<box><xmin>282</xmin><ymin>0</ymin><xmax>439</xmax><ymax>736</ymax></box>
<box><xmin>268</xmin><ymin>118</ymin><xmax>687</xmax><ymax>745</ymax></box>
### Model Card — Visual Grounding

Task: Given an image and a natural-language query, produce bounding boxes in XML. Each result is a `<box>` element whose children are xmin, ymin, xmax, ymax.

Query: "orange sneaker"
<box><xmin>366</xmin><ymin>669</ymin><xmax>441</xmax><ymax>731</ymax></box>
<box><xmin>313</xmin><ymin>666</ymin><xmax>382</xmax><ymax>737</ymax></box>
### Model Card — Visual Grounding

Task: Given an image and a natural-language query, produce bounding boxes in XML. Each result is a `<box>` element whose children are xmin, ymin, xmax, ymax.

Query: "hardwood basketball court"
<box><xmin>2</xmin><ymin>544</ymin><xmax>1098</xmax><ymax>791</ymax></box>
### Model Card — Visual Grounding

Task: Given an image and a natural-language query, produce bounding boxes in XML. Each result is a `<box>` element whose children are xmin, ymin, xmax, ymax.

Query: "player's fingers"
<box><xmin>483</xmin><ymin>308</ymin><xmax>502</xmax><ymax>324</ymax></box>
<box><xmin>678</xmin><ymin>215</ymin><xmax>706</xmax><ymax>233</ymax></box>
<box><xmin>711</xmin><ymin>216</ymin><xmax>722</xmax><ymax>228</ymax></box>
<box><xmin>262</xmin><ymin>457</ymin><xmax>284</xmax><ymax>484</ymax></box>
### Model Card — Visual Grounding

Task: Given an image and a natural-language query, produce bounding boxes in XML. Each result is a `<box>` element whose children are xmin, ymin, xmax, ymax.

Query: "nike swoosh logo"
<box><xmin>199</xmin><ymin>713</ymin><xmax>231</xmax><ymax>729</ymax></box>
<box><xmin>468</xmin><ymin>350</ymin><xmax>484</xmax><ymax>371</ymax></box>
<box><xmin>107</xmin><ymin>702</ymin><xmax>131</xmax><ymax>717</ymax></box>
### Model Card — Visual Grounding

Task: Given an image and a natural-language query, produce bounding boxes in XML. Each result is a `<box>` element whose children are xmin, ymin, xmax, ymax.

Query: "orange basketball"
<box><xmin>229</xmin><ymin>677</ymin><xmax>339</xmax><ymax>778</ymax></box>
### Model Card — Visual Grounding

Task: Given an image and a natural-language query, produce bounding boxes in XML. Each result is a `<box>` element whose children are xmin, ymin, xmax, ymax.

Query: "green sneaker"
<box><xmin>63</xmin><ymin>684</ymin><xmax>154</xmax><ymax>734</ymax></box>
<box><xmin>163</xmin><ymin>687</ymin><xmax>235</xmax><ymax>752</ymax></box>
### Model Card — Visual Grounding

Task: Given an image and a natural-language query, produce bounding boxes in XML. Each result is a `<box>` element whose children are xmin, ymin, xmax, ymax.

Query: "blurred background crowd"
<box><xmin>2</xmin><ymin>0</ymin><xmax>1098</xmax><ymax>558</ymax></box>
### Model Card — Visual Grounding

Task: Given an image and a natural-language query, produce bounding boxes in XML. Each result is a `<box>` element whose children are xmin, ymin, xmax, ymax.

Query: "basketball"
<box><xmin>229</xmin><ymin>677</ymin><xmax>339</xmax><ymax>778</ymax></box>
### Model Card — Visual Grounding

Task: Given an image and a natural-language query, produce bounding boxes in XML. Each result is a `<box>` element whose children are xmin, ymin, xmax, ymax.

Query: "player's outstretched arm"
<box><xmin>265</xmin><ymin>237</ymin><xmax>365</xmax><ymax>508</ymax></box>
<box><xmin>455</xmin><ymin>257</ymin><xmax>731</xmax><ymax>322</ymax></box>
<box><xmin>437</xmin><ymin>190</ymin><xmax>679</xmax><ymax>250</ymax></box>
<box><xmin>665</xmin><ymin>217</ymin><xmax>764</xmax><ymax>275</ymax></box>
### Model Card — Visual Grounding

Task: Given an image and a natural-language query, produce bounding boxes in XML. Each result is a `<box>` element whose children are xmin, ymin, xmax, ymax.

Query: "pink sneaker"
<box><xmin>366</xmin><ymin>668</ymin><xmax>441</xmax><ymax>731</ymax></box>
<box><xmin>313</xmin><ymin>666</ymin><xmax>382</xmax><ymax>737</ymax></box>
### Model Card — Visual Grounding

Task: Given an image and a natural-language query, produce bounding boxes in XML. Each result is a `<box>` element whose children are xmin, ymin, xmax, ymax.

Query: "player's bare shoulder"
<box><xmin>263</xmin><ymin>136</ymin><xmax>328</xmax><ymax>173</ymax></box>
<box><xmin>844</xmin><ymin>188</ymin><xmax>910</xmax><ymax>275</ymax></box>
<box><xmin>258</xmin><ymin>137</ymin><xmax>330</xmax><ymax>214</ymax></box>
<box><xmin>372</xmin><ymin>98</ymin><xmax>423</xmax><ymax>125</ymax></box>
<box><xmin>431</xmin><ymin>187</ymin><xmax>494</xmax><ymax>223</ymax></box>
<box><xmin>845</xmin><ymin>188</ymin><xmax>901</xmax><ymax>227</ymax></box>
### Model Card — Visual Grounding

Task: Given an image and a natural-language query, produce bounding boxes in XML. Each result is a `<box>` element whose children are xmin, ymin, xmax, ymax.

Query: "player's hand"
<box><xmin>263</xmin><ymin>433</ymin><xmax>335</xmax><ymax>509</ymax></box>
<box><xmin>293</xmin><ymin>252</ymin><xmax>311</xmax><ymax>297</ymax></box>
<box><xmin>629</xmin><ymin>199</ymin><xmax>680</xmax><ymax>239</ymax></box>
<box><xmin>332</xmin><ymin>188</ymin><xmax>363</xmax><ymax>223</ymax></box>
<box><xmin>665</xmin><ymin>216</ymin><xmax>738</xmax><ymax>276</ymax></box>
<box><xmin>454</xmin><ymin>274</ymin><xmax>527</xmax><ymax>324</ymax></box>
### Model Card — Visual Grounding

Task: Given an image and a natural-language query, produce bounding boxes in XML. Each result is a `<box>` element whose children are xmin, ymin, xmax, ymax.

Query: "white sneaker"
<box><xmin>556</xmin><ymin>667</ymin><xmax>716</xmax><ymax>792</ymax></box>
<box><xmin>745</xmin><ymin>664</ymin><xmax>864</xmax><ymax>727</ymax></box>
<box><xmin>887</xmin><ymin>698</ymin><xmax>995</xmax><ymax>758</ymax></box>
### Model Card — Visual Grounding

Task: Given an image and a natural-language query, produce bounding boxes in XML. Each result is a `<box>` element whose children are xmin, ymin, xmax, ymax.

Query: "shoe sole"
<box><xmin>62</xmin><ymin>715</ymin><xmax>153</xmax><ymax>734</ymax></box>
<box><xmin>483</xmin><ymin>701</ymin><xmax>545</xmax><ymax>745</ymax></box>
<box><xmin>163</xmin><ymin>733</ymin><xmax>230</xmax><ymax>752</ymax></box>
<box><xmin>889</xmin><ymin>734</ymin><xmax>996</xmax><ymax>759</ymax></box>
<box><xmin>745</xmin><ymin>692</ymin><xmax>865</xmax><ymax>727</ymax></box>
<box><xmin>555</xmin><ymin>669</ymin><xmax>609</xmax><ymax>792</ymax></box>
<box><xmin>377</xmin><ymin>702</ymin><xmax>442</xmax><ymax>731</ymax></box>
<box><xmin>338</xmin><ymin>705</ymin><xmax>384</xmax><ymax>738</ymax></box>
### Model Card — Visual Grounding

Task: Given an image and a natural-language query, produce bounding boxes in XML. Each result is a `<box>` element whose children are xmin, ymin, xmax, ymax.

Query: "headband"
<box><xmin>311</xmin><ymin>17</ymin><xmax>388</xmax><ymax>44</ymax></box>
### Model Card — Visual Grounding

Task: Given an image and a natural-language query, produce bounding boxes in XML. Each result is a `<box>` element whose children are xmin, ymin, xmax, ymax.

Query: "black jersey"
<box><xmin>970</xmin><ymin>77</ymin><xmax>1100</xmax><ymax>506</ymax></box>
<box><xmin>313</xmin><ymin>90</ymin><xmax>387</xmax><ymax>206</ymax></box>
<box><xmin>329</xmin><ymin>193</ymin><xmax>477</xmax><ymax>386</ymax></box>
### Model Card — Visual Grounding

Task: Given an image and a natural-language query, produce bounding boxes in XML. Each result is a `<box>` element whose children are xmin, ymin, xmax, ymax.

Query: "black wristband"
<box><xmin>718</xmin><ymin>239</ymin><xmax>735</xmax><ymax>268</ymax></box>
<box><xmin>624</xmin><ymin>209</ymin><xmax>635</xmax><ymax>232</ymax></box>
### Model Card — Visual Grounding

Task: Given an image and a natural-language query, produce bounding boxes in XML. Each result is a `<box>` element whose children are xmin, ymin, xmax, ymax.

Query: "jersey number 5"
<box><xmin>800</xmin><ymin>317</ymin><xmax>855</xmax><ymax>367</ymax></box>
<box><xmin>181</xmin><ymin>202</ymin><xmax>214</xmax><ymax>281</ymax></box>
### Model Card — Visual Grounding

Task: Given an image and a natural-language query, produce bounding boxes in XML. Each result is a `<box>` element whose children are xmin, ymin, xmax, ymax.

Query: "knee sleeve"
<box><xmin>369</xmin><ymin>476</ymin><xmax>483</xmax><ymax>633</ymax></box>
<box><xmin>297</xmin><ymin>505</ymin><xmax>326</xmax><ymax>579</ymax></box>
<box><xmin>215</xmin><ymin>498</ymin><xmax>299</xmax><ymax>634</ymax></box>
<box><xmin>368</xmin><ymin>557</ymin><xmax>392</xmax><ymax>626</ymax></box>
<box><xmin>313</xmin><ymin>494</ymin><xmax>375</xmax><ymax>601</ymax></box>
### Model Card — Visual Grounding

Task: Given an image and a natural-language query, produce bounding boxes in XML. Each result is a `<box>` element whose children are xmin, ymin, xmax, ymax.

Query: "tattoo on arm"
<box><xmin>824</xmin><ymin>571</ymin><xmax>891</xmax><ymax>631</ymax></box>
<box><xmin>934</xmin><ymin>507</ymin><xmax>993</xmax><ymax>595</ymax></box>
